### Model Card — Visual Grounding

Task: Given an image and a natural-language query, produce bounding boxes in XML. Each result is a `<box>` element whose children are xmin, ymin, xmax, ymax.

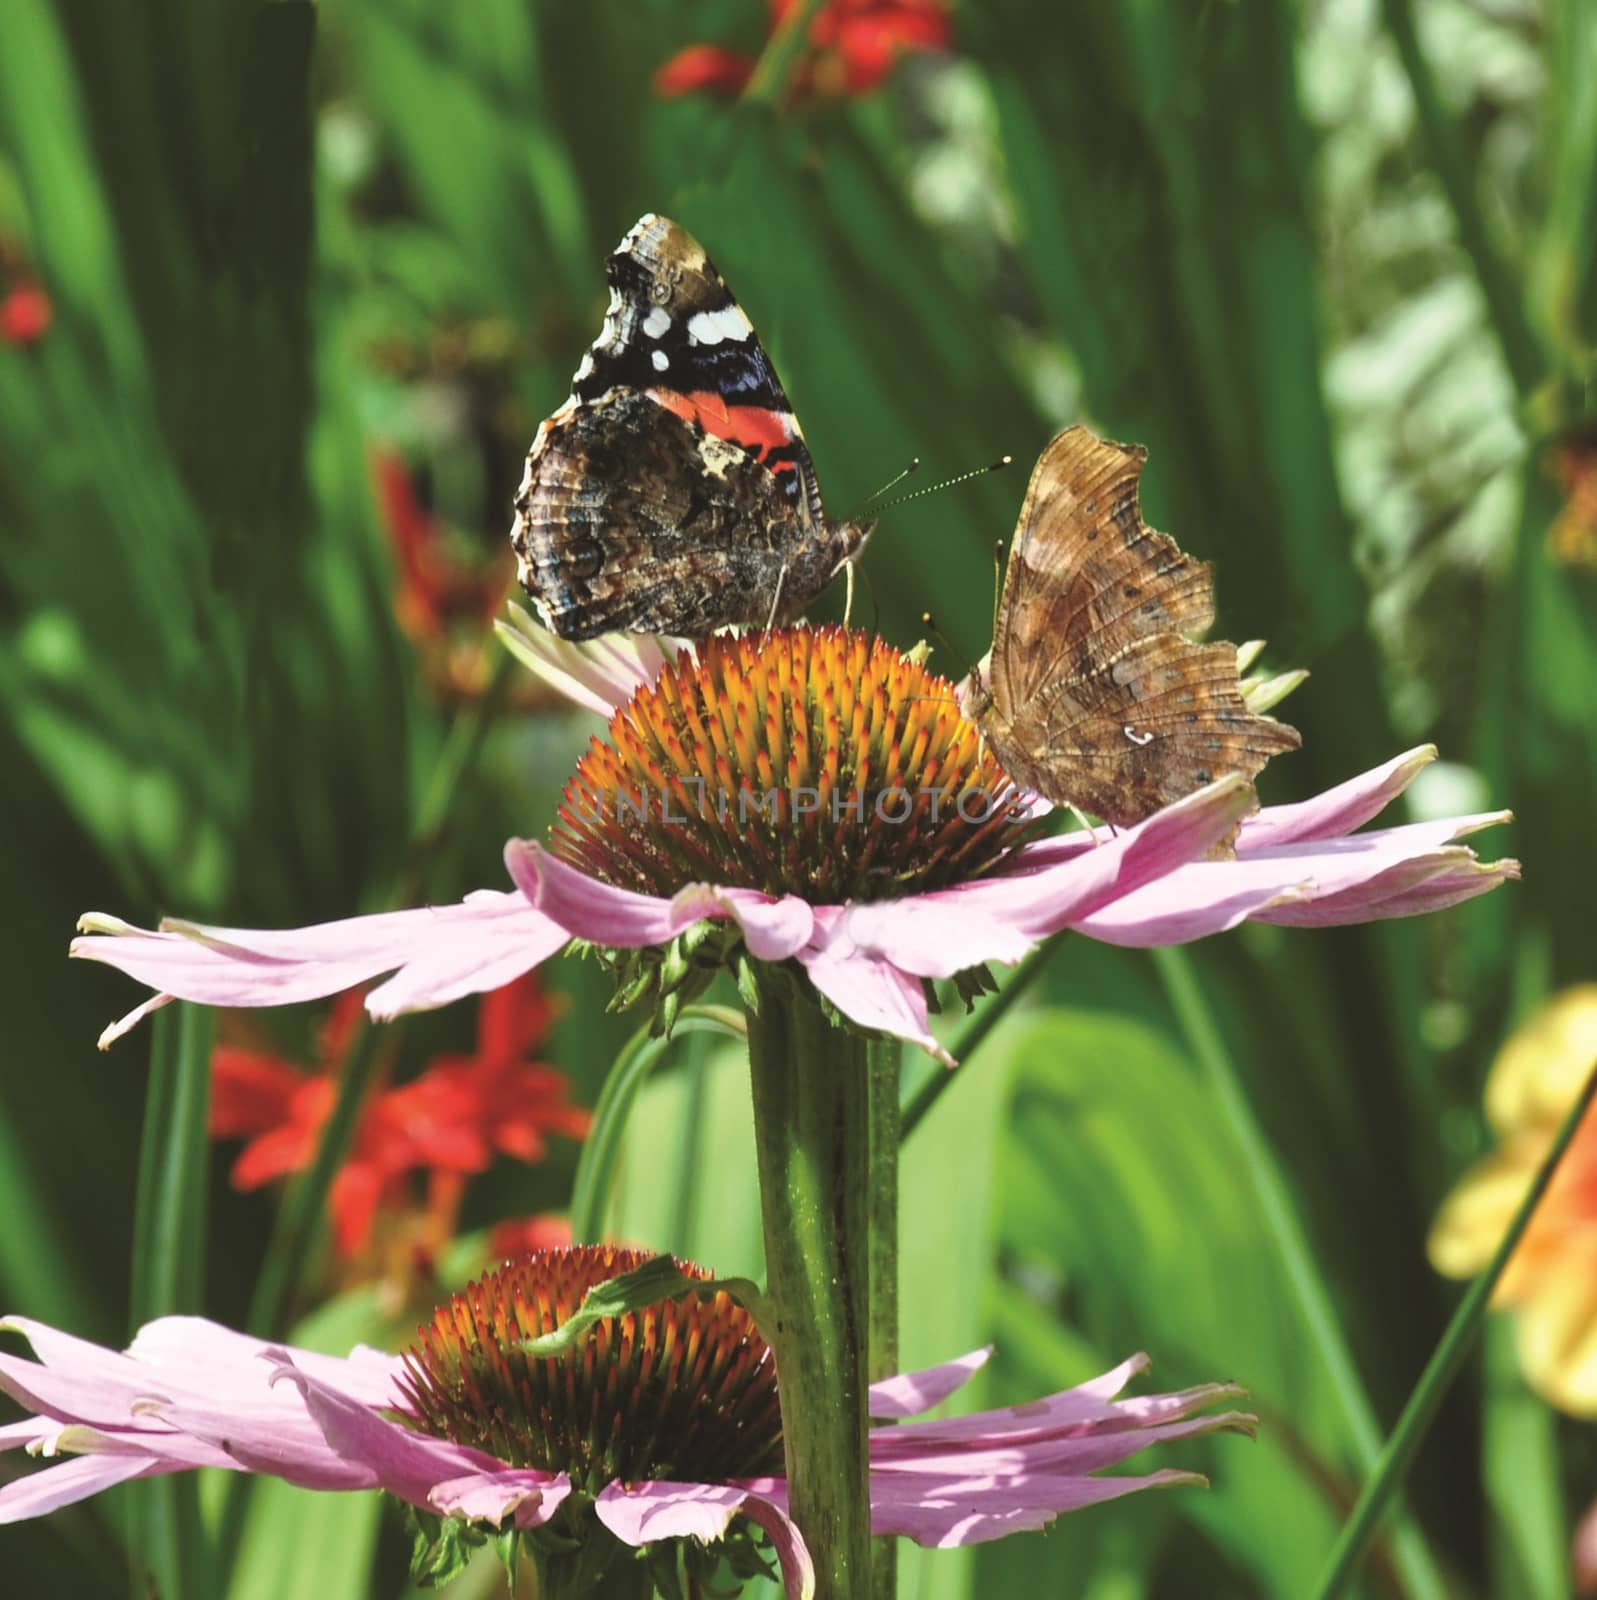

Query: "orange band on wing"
<box><xmin>649</xmin><ymin>389</ymin><xmax>798</xmax><ymax>469</ymax></box>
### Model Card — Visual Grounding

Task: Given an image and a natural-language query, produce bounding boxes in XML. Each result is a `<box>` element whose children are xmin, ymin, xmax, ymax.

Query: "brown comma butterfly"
<box><xmin>962</xmin><ymin>426</ymin><xmax>1300</xmax><ymax>829</ymax></box>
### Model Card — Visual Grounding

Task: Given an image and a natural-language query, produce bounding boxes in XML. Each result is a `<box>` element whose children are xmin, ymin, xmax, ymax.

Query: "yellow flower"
<box><xmin>1429</xmin><ymin>986</ymin><xmax>1597</xmax><ymax>1415</ymax></box>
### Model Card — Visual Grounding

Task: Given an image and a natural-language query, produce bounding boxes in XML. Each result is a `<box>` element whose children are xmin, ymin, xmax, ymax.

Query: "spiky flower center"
<box><xmin>400</xmin><ymin>1246</ymin><xmax>784</xmax><ymax>1492</ymax></box>
<box><xmin>549</xmin><ymin>626</ymin><xmax>1032</xmax><ymax>902</ymax></box>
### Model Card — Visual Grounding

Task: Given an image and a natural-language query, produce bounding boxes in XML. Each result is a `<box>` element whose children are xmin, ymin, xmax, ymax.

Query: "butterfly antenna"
<box><xmin>870</xmin><ymin>455</ymin><xmax>1013</xmax><ymax>517</ymax></box>
<box><xmin>920</xmin><ymin>611</ymin><xmax>973</xmax><ymax>683</ymax></box>
<box><xmin>992</xmin><ymin>538</ymin><xmax>1005</xmax><ymax>641</ymax></box>
<box><xmin>853</xmin><ymin>457</ymin><xmax>920</xmax><ymax>518</ymax></box>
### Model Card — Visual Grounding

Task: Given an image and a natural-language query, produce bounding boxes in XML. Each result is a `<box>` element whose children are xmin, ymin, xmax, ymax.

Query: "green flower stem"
<box><xmin>245</xmin><ymin>1015</ymin><xmax>387</xmax><ymax>1336</ymax></box>
<box><xmin>1314</xmin><ymin>1056</ymin><xmax>1597</xmax><ymax>1600</ymax></box>
<box><xmin>1153</xmin><ymin>946</ymin><xmax>1447</xmax><ymax>1600</ymax></box>
<box><xmin>900</xmin><ymin>942</ymin><xmax>1052</xmax><ymax>1140</ymax></box>
<box><xmin>746</xmin><ymin>972</ymin><xmax>872</xmax><ymax>1600</ymax></box>
<box><xmin>867</xmin><ymin>1037</ymin><xmax>901</xmax><ymax>1381</ymax></box>
<box><xmin>867</xmin><ymin>1037</ymin><xmax>901</xmax><ymax>1600</ymax></box>
<box><xmin>528</xmin><ymin>1526</ymin><xmax>653</xmax><ymax>1600</ymax></box>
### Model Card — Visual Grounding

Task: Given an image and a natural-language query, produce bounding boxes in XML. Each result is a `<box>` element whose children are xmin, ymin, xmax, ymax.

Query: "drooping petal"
<box><xmin>596</xmin><ymin>1481</ymin><xmax>814</xmax><ymax>1600</ymax></box>
<box><xmin>505</xmin><ymin>839</ymin><xmax>814</xmax><ymax>960</ymax></box>
<box><xmin>266</xmin><ymin>1358</ymin><xmax>570</xmax><ymax>1524</ymax></box>
<box><xmin>0</xmin><ymin>1453</ymin><xmax>164</xmax><ymax>1523</ymax></box>
<box><xmin>72</xmin><ymin>892</ymin><xmax>569</xmax><ymax>1046</ymax></box>
<box><xmin>797</xmin><ymin>920</ymin><xmax>950</xmax><ymax>1065</ymax></box>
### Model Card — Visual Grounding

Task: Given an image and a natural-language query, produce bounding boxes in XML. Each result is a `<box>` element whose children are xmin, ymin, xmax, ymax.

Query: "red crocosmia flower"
<box><xmin>1</xmin><ymin>283</ymin><xmax>52</xmax><ymax>346</ymax></box>
<box><xmin>389</xmin><ymin>975</ymin><xmax>590</xmax><ymax>1175</ymax></box>
<box><xmin>210</xmin><ymin>978</ymin><xmax>586</xmax><ymax>1263</ymax></box>
<box><xmin>654</xmin><ymin>0</ymin><xmax>949</xmax><ymax>102</ymax></box>
<box><xmin>653</xmin><ymin>43</ymin><xmax>758</xmax><ymax>97</ymax></box>
<box><xmin>369</xmin><ymin>448</ymin><xmax>514</xmax><ymax>700</ymax></box>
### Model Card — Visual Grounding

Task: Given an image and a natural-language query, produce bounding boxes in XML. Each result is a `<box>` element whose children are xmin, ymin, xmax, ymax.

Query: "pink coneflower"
<box><xmin>0</xmin><ymin>1245</ymin><xmax>1253</xmax><ymax>1595</ymax></box>
<box><xmin>72</xmin><ymin>621</ymin><xmax>1516</xmax><ymax>1063</ymax></box>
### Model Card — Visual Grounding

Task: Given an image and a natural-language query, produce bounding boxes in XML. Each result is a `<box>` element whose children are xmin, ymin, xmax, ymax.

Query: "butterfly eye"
<box><xmin>649</xmin><ymin>279</ymin><xmax>672</xmax><ymax>305</ymax></box>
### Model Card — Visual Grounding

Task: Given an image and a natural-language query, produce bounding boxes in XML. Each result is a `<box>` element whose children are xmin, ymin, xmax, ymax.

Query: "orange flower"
<box><xmin>1429</xmin><ymin>986</ymin><xmax>1597</xmax><ymax>1414</ymax></box>
<box><xmin>210</xmin><ymin>977</ymin><xmax>587</xmax><ymax>1264</ymax></box>
<box><xmin>1548</xmin><ymin>430</ymin><xmax>1597</xmax><ymax>570</ymax></box>
<box><xmin>370</xmin><ymin>448</ymin><xmax>514</xmax><ymax>700</ymax></box>
<box><xmin>654</xmin><ymin>0</ymin><xmax>950</xmax><ymax>103</ymax></box>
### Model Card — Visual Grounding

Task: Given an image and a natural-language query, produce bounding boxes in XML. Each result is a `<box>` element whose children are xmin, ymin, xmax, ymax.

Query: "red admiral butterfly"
<box><xmin>511</xmin><ymin>214</ymin><xmax>874</xmax><ymax>640</ymax></box>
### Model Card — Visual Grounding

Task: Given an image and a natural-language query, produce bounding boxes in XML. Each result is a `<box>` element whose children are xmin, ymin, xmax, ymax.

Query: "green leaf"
<box><xmin>569</xmin><ymin>1006</ymin><xmax>745</xmax><ymax>1244</ymax></box>
<box><xmin>520</xmin><ymin>1254</ymin><xmax>770</xmax><ymax>1359</ymax></box>
<box><xmin>128</xmin><ymin>1001</ymin><xmax>215</xmax><ymax>1600</ymax></box>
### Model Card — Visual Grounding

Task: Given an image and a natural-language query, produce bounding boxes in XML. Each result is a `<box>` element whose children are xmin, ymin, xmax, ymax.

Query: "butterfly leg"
<box><xmin>760</xmin><ymin>562</ymin><xmax>790</xmax><ymax>646</ymax></box>
<box><xmin>1066</xmin><ymin>802</ymin><xmax>1106</xmax><ymax>846</ymax></box>
<box><xmin>843</xmin><ymin>558</ymin><xmax>857</xmax><ymax>629</ymax></box>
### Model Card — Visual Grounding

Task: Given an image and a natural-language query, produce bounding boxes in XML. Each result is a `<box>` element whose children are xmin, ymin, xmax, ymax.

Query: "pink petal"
<box><xmin>1238</xmin><ymin>745</ymin><xmax>1436</xmax><ymax>848</ymax></box>
<box><xmin>866</xmin><ymin>1466</ymin><xmax>1208</xmax><ymax>1545</ymax></box>
<box><xmin>797</xmin><ymin>922</ymin><xmax>950</xmax><ymax>1065</ymax></box>
<box><xmin>872</xmin><ymin>1407</ymin><xmax>1255</xmax><ymax>1474</ymax></box>
<box><xmin>506</xmin><ymin>841</ymin><xmax>682</xmax><ymax>945</ymax></box>
<box><xmin>366</xmin><ymin>892</ymin><xmax>570</xmax><ymax>1016</ymax></box>
<box><xmin>126</xmin><ymin>1318</ymin><xmax>405</xmax><ymax>1411</ymax></box>
<box><xmin>837</xmin><ymin>900</ymin><xmax>1033</xmax><ymax>978</ymax></box>
<box><xmin>72</xmin><ymin>892</ymin><xmax>568</xmax><ymax>1046</ymax></box>
<box><xmin>911</xmin><ymin>775</ymin><xmax>1256</xmax><ymax>941</ymax></box>
<box><xmin>868</xmin><ymin>1349</ymin><xmax>992</xmax><ymax>1418</ymax></box>
<box><xmin>505</xmin><ymin>839</ymin><xmax>814</xmax><ymax>959</ymax></box>
<box><xmin>1257</xmin><ymin>851</ymin><xmax>1520</xmax><ymax>927</ymax></box>
<box><xmin>674</xmin><ymin>885</ymin><xmax>815</xmax><ymax>961</ymax></box>
<box><xmin>428</xmin><ymin>1470</ymin><xmax>571</xmax><ymax>1529</ymax></box>
<box><xmin>496</xmin><ymin>605</ymin><xmax>685</xmax><ymax>716</ymax></box>
<box><xmin>597</xmin><ymin>1481</ymin><xmax>813</xmax><ymax>1600</ymax></box>
<box><xmin>0</xmin><ymin>1453</ymin><xmax>163</xmax><ymax>1523</ymax></box>
<box><xmin>265</xmin><ymin>1357</ymin><xmax>562</xmax><ymax>1513</ymax></box>
<box><xmin>1072</xmin><ymin>859</ymin><xmax>1315</xmax><ymax>946</ymax></box>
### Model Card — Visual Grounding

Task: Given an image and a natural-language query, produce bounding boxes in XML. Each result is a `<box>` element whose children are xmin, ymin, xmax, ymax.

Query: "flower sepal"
<box><xmin>405</xmin><ymin>1504</ymin><xmax>522</xmax><ymax>1591</ymax></box>
<box><xmin>644</xmin><ymin>1519</ymin><xmax>782</xmax><ymax>1600</ymax></box>
<box><xmin>601</xmin><ymin>918</ymin><xmax>744</xmax><ymax>1037</ymax></box>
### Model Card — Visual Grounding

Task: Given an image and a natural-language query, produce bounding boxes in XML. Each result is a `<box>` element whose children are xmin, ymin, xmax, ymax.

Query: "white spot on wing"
<box><xmin>642</xmin><ymin>306</ymin><xmax>672</xmax><ymax>339</ymax></box>
<box><xmin>686</xmin><ymin>305</ymin><xmax>754</xmax><ymax>347</ymax></box>
<box><xmin>651</xmin><ymin>348</ymin><xmax>669</xmax><ymax>372</ymax></box>
<box><xmin>573</xmin><ymin>352</ymin><xmax>596</xmax><ymax>383</ymax></box>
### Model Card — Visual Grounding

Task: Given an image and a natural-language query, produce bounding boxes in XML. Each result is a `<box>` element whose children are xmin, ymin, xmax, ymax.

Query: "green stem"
<box><xmin>1314</xmin><ymin>1057</ymin><xmax>1597</xmax><ymax>1599</ymax></box>
<box><xmin>741</xmin><ymin>0</ymin><xmax>824</xmax><ymax>106</ymax></box>
<box><xmin>1379</xmin><ymin>0</ymin><xmax>1543</xmax><ymax>396</ymax></box>
<box><xmin>745</xmin><ymin>972</ymin><xmax>871</xmax><ymax>1600</ymax></box>
<box><xmin>528</xmin><ymin>1524</ymin><xmax>652</xmax><ymax>1600</ymax></box>
<box><xmin>900</xmin><ymin>942</ymin><xmax>1053</xmax><ymax>1140</ymax></box>
<box><xmin>867</xmin><ymin>1037</ymin><xmax>901</xmax><ymax>1600</ymax></box>
<box><xmin>1153</xmin><ymin>946</ymin><xmax>1447</xmax><ymax>1600</ymax></box>
<box><xmin>245</xmin><ymin>1016</ymin><xmax>387</xmax><ymax>1336</ymax></box>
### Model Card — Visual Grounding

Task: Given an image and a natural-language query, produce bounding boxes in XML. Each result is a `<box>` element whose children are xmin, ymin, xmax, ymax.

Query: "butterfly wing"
<box><xmin>985</xmin><ymin>426</ymin><xmax>1298</xmax><ymax>827</ymax></box>
<box><xmin>512</xmin><ymin>215</ymin><xmax>860</xmax><ymax>639</ymax></box>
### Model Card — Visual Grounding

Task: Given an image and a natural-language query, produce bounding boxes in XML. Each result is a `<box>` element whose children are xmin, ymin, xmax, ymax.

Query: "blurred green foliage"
<box><xmin>2</xmin><ymin>0</ymin><xmax>1594</xmax><ymax>1596</ymax></box>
